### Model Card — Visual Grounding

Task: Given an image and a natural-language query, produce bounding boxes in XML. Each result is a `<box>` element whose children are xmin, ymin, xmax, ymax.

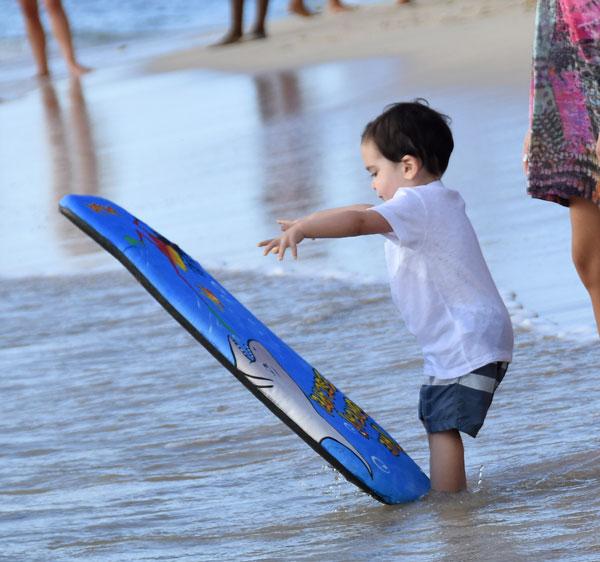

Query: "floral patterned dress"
<box><xmin>528</xmin><ymin>0</ymin><xmax>600</xmax><ymax>206</ymax></box>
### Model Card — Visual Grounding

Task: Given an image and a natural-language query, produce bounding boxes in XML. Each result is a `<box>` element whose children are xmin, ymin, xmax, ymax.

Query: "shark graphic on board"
<box><xmin>228</xmin><ymin>336</ymin><xmax>373</xmax><ymax>477</ymax></box>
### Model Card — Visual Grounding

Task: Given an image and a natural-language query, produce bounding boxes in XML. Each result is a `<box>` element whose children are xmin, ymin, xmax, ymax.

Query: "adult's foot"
<box><xmin>68</xmin><ymin>62</ymin><xmax>92</xmax><ymax>77</ymax></box>
<box><xmin>329</xmin><ymin>1</ymin><xmax>355</xmax><ymax>13</ymax></box>
<box><xmin>213</xmin><ymin>30</ymin><xmax>243</xmax><ymax>47</ymax></box>
<box><xmin>249</xmin><ymin>28</ymin><xmax>267</xmax><ymax>40</ymax></box>
<box><xmin>289</xmin><ymin>2</ymin><xmax>314</xmax><ymax>17</ymax></box>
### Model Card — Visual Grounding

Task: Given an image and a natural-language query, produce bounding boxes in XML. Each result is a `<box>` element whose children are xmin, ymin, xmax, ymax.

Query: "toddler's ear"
<box><xmin>401</xmin><ymin>155</ymin><xmax>420</xmax><ymax>180</ymax></box>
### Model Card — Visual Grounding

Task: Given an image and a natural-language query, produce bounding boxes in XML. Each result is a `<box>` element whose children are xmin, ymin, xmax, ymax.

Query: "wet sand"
<box><xmin>150</xmin><ymin>0</ymin><xmax>532</xmax><ymax>81</ymax></box>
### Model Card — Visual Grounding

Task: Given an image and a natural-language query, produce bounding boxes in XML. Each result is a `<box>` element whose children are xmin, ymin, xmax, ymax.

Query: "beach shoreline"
<box><xmin>1</xmin><ymin>0</ymin><xmax>534</xmax><ymax>102</ymax></box>
<box><xmin>148</xmin><ymin>0</ymin><xmax>534</xmax><ymax>79</ymax></box>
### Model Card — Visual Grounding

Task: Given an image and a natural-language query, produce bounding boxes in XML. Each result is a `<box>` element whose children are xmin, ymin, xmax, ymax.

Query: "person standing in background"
<box><xmin>289</xmin><ymin>0</ymin><xmax>353</xmax><ymax>16</ymax></box>
<box><xmin>523</xmin><ymin>0</ymin><xmax>600</xmax><ymax>334</ymax></box>
<box><xmin>18</xmin><ymin>0</ymin><xmax>91</xmax><ymax>77</ymax></box>
<box><xmin>217</xmin><ymin>0</ymin><xmax>270</xmax><ymax>45</ymax></box>
<box><xmin>289</xmin><ymin>0</ymin><xmax>410</xmax><ymax>17</ymax></box>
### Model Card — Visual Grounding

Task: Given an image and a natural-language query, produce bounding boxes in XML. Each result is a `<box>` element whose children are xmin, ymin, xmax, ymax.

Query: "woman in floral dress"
<box><xmin>524</xmin><ymin>0</ymin><xmax>600</xmax><ymax>334</ymax></box>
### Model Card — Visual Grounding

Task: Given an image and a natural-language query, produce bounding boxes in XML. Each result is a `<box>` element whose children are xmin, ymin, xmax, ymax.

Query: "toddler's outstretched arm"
<box><xmin>258</xmin><ymin>204</ymin><xmax>391</xmax><ymax>261</ymax></box>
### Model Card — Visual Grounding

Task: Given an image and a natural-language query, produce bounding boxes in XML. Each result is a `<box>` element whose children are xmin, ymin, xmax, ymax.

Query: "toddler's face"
<box><xmin>360</xmin><ymin>140</ymin><xmax>410</xmax><ymax>201</ymax></box>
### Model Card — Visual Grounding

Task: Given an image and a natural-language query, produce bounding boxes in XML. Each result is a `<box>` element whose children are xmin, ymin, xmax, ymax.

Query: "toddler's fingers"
<box><xmin>259</xmin><ymin>240</ymin><xmax>272</xmax><ymax>256</ymax></box>
<box><xmin>260</xmin><ymin>240</ymin><xmax>279</xmax><ymax>256</ymax></box>
<box><xmin>278</xmin><ymin>241</ymin><xmax>289</xmax><ymax>261</ymax></box>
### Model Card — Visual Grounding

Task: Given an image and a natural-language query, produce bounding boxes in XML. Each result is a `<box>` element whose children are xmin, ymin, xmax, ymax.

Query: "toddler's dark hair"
<box><xmin>361</xmin><ymin>99</ymin><xmax>454</xmax><ymax>176</ymax></box>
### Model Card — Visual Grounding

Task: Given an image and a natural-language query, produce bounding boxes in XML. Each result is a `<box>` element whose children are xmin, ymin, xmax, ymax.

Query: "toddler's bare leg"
<box><xmin>428</xmin><ymin>430</ymin><xmax>467</xmax><ymax>492</ymax></box>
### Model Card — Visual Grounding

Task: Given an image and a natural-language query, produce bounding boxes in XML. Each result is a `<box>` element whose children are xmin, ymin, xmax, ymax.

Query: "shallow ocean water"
<box><xmin>1</xmin><ymin>29</ymin><xmax>599</xmax><ymax>560</ymax></box>
<box><xmin>1</xmin><ymin>268</ymin><xmax>599</xmax><ymax>561</ymax></box>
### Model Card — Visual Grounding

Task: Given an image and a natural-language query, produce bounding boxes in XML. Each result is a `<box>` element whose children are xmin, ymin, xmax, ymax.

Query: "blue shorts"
<box><xmin>418</xmin><ymin>362</ymin><xmax>509</xmax><ymax>438</ymax></box>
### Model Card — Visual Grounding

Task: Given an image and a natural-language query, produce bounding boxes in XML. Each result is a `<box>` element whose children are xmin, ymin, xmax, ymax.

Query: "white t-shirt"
<box><xmin>372</xmin><ymin>180</ymin><xmax>513</xmax><ymax>379</ymax></box>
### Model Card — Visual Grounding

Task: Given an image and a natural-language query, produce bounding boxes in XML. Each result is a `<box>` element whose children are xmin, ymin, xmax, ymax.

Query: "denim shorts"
<box><xmin>418</xmin><ymin>361</ymin><xmax>509</xmax><ymax>438</ymax></box>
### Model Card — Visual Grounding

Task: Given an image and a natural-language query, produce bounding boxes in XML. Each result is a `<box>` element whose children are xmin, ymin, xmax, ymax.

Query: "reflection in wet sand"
<box><xmin>39</xmin><ymin>77</ymin><xmax>102</xmax><ymax>256</ymax></box>
<box><xmin>253</xmin><ymin>71</ymin><xmax>322</xmax><ymax>221</ymax></box>
<box><xmin>254</xmin><ymin>70</ymin><xmax>302</xmax><ymax>122</ymax></box>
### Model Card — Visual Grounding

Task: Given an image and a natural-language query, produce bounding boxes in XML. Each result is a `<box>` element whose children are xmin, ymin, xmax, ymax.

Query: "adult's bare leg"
<box><xmin>570</xmin><ymin>196</ymin><xmax>600</xmax><ymax>334</ymax></box>
<box><xmin>216</xmin><ymin>0</ymin><xmax>244</xmax><ymax>45</ymax></box>
<box><xmin>43</xmin><ymin>0</ymin><xmax>91</xmax><ymax>76</ymax></box>
<box><xmin>250</xmin><ymin>0</ymin><xmax>270</xmax><ymax>39</ymax></box>
<box><xmin>19</xmin><ymin>0</ymin><xmax>49</xmax><ymax>76</ymax></box>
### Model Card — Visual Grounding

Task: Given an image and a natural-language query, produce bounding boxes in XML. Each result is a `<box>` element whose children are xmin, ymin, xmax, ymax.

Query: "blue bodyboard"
<box><xmin>59</xmin><ymin>195</ymin><xmax>430</xmax><ymax>504</ymax></box>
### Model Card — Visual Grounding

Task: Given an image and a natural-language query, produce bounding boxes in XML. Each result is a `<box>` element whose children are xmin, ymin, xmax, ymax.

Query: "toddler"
<box><xmin>259</xmin><ymin>100</ymin><xmax>513</xmax><ymax>492</ymax></box>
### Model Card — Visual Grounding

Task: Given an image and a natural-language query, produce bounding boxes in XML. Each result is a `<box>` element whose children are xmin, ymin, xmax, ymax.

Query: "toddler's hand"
<box><xmin>258</xmin><ymin>224</ymin><xmax>306</xmax><ymax>261</ymax></box>
<box><xmin>277</xmin><ymin>219</ymin><xmax>297</xmax><ymax>232</ymax></box>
